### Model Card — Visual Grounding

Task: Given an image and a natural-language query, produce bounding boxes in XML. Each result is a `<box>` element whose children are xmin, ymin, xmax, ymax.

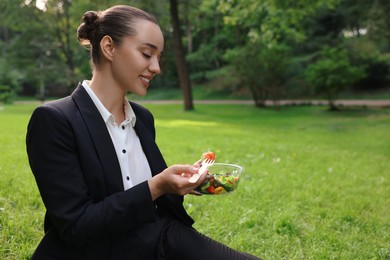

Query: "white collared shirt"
<box><xmin>82</xmin><ymin>80</ymin><xmax>152</xmax><ymax>190</ymax></box>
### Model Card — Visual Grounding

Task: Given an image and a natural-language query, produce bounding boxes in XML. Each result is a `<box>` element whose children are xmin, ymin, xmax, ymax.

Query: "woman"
<box><xmin>26</xmin><ymin>5</ymin><xmax>260</xmax><ymax>260</ymax></box>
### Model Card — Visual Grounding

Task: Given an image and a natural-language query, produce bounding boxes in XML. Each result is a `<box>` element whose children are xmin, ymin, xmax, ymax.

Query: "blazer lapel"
<box><xmin>71</xmin><ymin>84</ymin><xmax>124</xmax><ymax>194</ymax></box>
<box><xmin>132</xmin><ymin>107</ymin><xmax>167</xmax><ymax>176</ymax></box>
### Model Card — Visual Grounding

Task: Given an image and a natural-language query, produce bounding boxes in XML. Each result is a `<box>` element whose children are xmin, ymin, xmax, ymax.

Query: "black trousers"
<box><xmin>158</xmin><ymin>217</ymin><xmax>261</xmax><ymax>260</ymax></box>
<box><xmin>124</xmin><ymin>206</ymin><xmax>260</xmax><ymax>260</ymax></box>
<box><xmin>32</xmin><ymin>207</ymin><xmax>261</xmax><ymax>259</ymax></box>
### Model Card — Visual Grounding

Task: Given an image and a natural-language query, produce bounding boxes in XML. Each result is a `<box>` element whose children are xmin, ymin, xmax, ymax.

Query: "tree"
<box><xmin>170</xmin><ymin>0</ymin><xmax>193</xmax><ymax>111</ymax></box>
<box><xmin>0</xmin><ymin>0</ymin><xmax>64</xmax><ymax>100</ymax></box>
<box><xmin>218</xmin><ymin>0</ymin><xmax>338</xmax><ymax>107</ymax></box>
<box><xmin>2</xmin><ymin>0</ymin><xmax>388</xmax><ymax>102</ymax></box>
<box><xmin>341</xmin><ymin>0</ymin><xmax>390</xmax><ymax>90</ymax></box>
<box><xmin>185</xmin><ymin>0</ymin><xmax>233</xmax><ymax>81</ymax></box>
<box><xmin>304</xmin><ymin>47</ymin><xmax>365</xmax><ymax>110</ymax></box>
<box><xmin>48</xmin><ymin>0</ymin><xmax>75</xmax><ymax>93</ymax></box>
<box><xmin>225</xmin><ymin>41</ymin><xmax>290</xmax><ymax>107</ymax></box>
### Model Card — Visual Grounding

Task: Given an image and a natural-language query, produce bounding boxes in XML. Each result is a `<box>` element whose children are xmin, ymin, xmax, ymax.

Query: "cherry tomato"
<box><xmin>202</xmin><ymin>151</ymin><xmax>216</xmax><ymax>161</ymax></box>
<box><xmin>206</xmin><ymin>186</ymin><xmax>215</xmax><ymax>193</ymax></box>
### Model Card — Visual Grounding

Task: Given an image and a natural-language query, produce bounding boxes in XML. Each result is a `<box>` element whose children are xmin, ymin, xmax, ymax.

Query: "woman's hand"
<box><xmin>193</xmin><ymin>159</ymin><xmax>202</xmax><ymax>168</ymax></box>
<box><xmin>148</xmin><ymin>164</ymin><xmax>207</xmax><ymax>200</ymax></box>
<box><xmin>188</xmin><ymin>159</ymin><xmax>204</xmax><ymax>196</ymax></box>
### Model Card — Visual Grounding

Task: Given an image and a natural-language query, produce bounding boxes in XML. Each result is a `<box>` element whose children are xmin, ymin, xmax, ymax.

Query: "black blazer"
<box><xmin>26</xmin><ymin>84</ymin><xmax>193</xmax><ymax>259</ymax></box>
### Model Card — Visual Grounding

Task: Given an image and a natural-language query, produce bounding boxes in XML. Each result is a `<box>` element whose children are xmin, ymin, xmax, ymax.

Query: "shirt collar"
<box><xmin>82</xmin><ymin>80</ymin><xmax>136</xmax><ymax>127</ymax></box>
<box><xmin>123</xmin><ymin>97</ymin><xmax>137</xmax><ymax>127</ymax></box>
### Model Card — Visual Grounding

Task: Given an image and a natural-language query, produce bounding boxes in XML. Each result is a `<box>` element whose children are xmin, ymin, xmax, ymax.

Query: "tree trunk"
<box><xmin>327</xmin><ymin>90</ymin><xmax>339</xmax><ymax>111</ymax></box>
<box><xmin>250</xmin><ymin>85</ymin><xmax>268</xmax><ymax>107</ymax></box>
<box><xmin>170</xmin><ymin>0</ymin><xmax>194</xmax><ymax>111</ymax></box>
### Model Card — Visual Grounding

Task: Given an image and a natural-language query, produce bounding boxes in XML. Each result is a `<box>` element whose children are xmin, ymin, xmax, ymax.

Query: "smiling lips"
<box><xmin>139</xmin><ymin>76</ymin><xmax>151</xmax><ymax>87</ymax></box>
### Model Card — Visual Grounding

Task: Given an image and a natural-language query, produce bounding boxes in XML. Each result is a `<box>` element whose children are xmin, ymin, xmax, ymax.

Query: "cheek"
<box><xmin>121</xmin><ymin>52</ymin><xmax>143</xmax><ymax>72</ymax></box>
<box><xmin>111</xmin><ymin>61</ymin><xmax>135</xmax><ymax>87</ymax></box>
<box><xmin>114</xmin><ymin>55</ymin><xmax>135</xmax><ymax>74</ymax></box>
<box><xmin>112</xmin><ymin>49</ymin><xmax>146</xmax><ymax>81</ymax></box>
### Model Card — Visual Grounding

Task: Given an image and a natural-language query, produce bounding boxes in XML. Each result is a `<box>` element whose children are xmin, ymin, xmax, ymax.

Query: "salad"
<box><xmin>196</xmin><ymin>172</ymin><xmax>240</xmax><ymax>194</ymax></box>
<box><xmin>195</xmin><ymin>151</ymin><xmax>241</xmax><ymax>195</ymax></box>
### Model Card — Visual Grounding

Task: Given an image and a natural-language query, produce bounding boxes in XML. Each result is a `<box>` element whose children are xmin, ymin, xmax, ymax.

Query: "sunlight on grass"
<box><xmin>155</xmin><ymin>119</ymin><xmax>220</xmax><ymax>128</ymax></box>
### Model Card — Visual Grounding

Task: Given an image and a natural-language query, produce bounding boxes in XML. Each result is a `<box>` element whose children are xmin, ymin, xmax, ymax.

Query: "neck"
<box><xmin>89</xmin><ymin>72</ymin><xmax>126</xmax><ymax>124</ymax></box>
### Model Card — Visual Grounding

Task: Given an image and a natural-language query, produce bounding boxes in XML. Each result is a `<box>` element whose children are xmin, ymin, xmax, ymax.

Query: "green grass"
<box><xmin>127</xmin><ymin>85</ymin><xmax>390</xmax><ymax>101</ymax></box>
<box><xmin>1</xmin><ymin>104</ymin><xmax>389</xmax><ymax>259</ymax></box>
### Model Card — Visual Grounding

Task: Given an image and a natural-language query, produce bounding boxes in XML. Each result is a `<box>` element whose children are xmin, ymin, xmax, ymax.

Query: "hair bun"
<box><xmin>83</xmin><ymin>11</ymin><xmax>99</xmax><ymax>27</ymax></box>
<box><xmin>77</xmin><ymin>10</ymin><xmax>99</xmax><ymax>44</ymax></box>
<box><xmin>83</xmin><ymin>11</ymin><xmax>99</xmax><ymax>39</ymax></box>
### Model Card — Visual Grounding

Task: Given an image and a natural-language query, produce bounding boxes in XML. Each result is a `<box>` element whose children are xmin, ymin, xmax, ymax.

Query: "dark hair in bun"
<box><xmin>77</xmin><ymin>11</ymin><xmax>99</xmax><ymax>45</ymax></box>
<box><xmin>76</xmin><ymin>5</ymin><xmax>158</xmax><ymax>68</ymax></box>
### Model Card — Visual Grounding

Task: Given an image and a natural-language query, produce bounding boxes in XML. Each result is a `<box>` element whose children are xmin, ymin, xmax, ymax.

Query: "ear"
<box><xmin>100</xmin><ymin>35</ymin><xmax>115</xmax><ymax>61</ymax></box>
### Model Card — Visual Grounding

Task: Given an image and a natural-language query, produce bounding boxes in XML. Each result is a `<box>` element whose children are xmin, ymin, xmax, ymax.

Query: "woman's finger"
<box><xmin>188</xmin><ymin>189</ymin><xmax>202</xmax><ymax>196</ymax></box>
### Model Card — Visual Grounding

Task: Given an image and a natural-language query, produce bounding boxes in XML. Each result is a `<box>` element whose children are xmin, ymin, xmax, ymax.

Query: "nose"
<box><xmin>149</xmin><ymin>57</ymin><xmax>161</xmax><ymax>75</ymax></box>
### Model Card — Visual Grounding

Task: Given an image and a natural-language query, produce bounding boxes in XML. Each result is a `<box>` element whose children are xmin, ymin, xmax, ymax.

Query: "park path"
<box><xmin>13</xmin><ymin>99</ymin><xmax>390</xmax><ymax>107</ymax></box>
<box><xmin>132</xmin><ymin>99</ymin><xmax>390</xmax><ymax>107</ymax></box>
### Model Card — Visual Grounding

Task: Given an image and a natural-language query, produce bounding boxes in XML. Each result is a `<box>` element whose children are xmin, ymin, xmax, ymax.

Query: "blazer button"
<box><xmin>122</xmin><ymin>149</ymin><xmax>126</xmax><ymax>153</ymax></box>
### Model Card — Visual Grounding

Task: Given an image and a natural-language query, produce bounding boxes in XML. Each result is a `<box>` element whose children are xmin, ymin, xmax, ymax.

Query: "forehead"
<box><xmin>130</xmin><ymin>20</ymin><xmax>164</xmax><ymax>52</ymax></box>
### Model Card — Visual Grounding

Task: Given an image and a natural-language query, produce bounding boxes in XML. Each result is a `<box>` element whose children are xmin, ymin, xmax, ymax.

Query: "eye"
<box><xmin>141</xmin><ymin>52</ymin><xmax>151</xmax><ymax>59</ymax></box>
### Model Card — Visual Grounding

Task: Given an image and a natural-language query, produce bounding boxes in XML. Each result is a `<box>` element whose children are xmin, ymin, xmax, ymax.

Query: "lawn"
<box><xmin>0</xmin><ymin>103</ymin><xmax>389</xmax><ymax>259</ymax></box>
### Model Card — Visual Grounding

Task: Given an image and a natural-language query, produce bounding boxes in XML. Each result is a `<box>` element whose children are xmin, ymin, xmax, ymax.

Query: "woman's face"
<box><xmin>111</xmin><ymin>20</ymin><xmax>164</xmax><ymax>96</ymax></box>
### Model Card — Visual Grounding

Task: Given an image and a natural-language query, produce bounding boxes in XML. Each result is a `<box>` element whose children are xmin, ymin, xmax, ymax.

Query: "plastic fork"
<box><xmin>188</xmin><ymin>159</ymin><xmax>215</xmax><ymax>183</ymax></box>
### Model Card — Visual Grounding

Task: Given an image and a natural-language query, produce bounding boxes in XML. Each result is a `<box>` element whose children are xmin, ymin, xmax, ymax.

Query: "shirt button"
<box><xmin>122</xmin><ymin>126</ymin><xmax>125</xmax><ymax>130</ymax></box>
<box><xmin>122</xmin><ymin>149</ymin><xmax>126</xmax><ymax>154</ymax></box>
<box><xmin>126</xmin><ymin>176</ymin><xmax>130</xmax><ymax>181</ymax></box>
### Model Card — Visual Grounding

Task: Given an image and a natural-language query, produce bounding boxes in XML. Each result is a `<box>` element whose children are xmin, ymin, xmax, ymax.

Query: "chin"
<box><xmin>134</xmin><ymin>90</ymin><xmax>147</xmax><ymax>97</ymax></box>
<box><xmin>128</xmin><ymin>87</ymin><xmax>148</xmax><ymax>97</ymax></box>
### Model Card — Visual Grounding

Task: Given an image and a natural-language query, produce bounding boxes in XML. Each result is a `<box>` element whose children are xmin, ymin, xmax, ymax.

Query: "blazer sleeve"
<box><xmin>26</xmin><ymin>104</ymin><xmax>157</xmax><ymax>247</ymax></box>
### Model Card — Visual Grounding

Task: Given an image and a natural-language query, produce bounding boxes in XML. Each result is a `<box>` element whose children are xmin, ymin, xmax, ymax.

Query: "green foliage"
<box><xmin>1</xmin><ymin>0</ymin><xmax>390</xmax><ymax>100</ymax></box>
<box><xmin>0</xmin><ymin>60</ymin><xmax>23</xmax><ymax>104</ymax></box>
<box><xmin>341</xmin><ymin>0</ymin><xmax>390</xmax><ymax>50</ymax></box>
<box><xmin>187</xmin><ymin>43</ymin><xmax>221</xmax><ymax>74</ymax></box>
<box><xmin>217</xmin><ymin>0</ymin><xmax>340</xmax><ymax>105</ymax></box>
<box><xmin>217</xmin><ymin>0</ymin><xmax>390</xmax><ymax>102</ymax></box>
<box><xmin>346</xmin><ymin>38</ymin><xmax>390</xmax><ymax>90</ymax></box>
<box><xmin>225</xmin><ymin>41</ymin><xmax>291</xmax><ymax>106</ymax></box>
<box><xmin>299</xmin><ymin>6</ymin><xmax>345</xmax><ymax>53</ymax></box>
<box><xmin>0</xmin><ymin>0</ymin><xmax>73</xmax><ymax>97</ymax></box>
<box><xmin>1</xmin><ymin>104</ymin><xmax>390</xmax><ymax>259</ymax></box>
<box><xmin>218</xmin><ymin>0</ymin><xmax>337</xmax><ymax>43</ymax></box>
<box><xmin>355</xmin><ymin>57</ymin><xmax>390</xmax><ymax>89</ymax></box>
<box><xmin>185</xmin><ymin>0</ymin><xmax>235</xmax><ymax>80</ymax></box>
<box><xmin>304</xmin><ymin>47</ymin><xmax>365</xmax><ymax>109</ymax></box>
<box><xmin>0</xmin><ymin>85</ymin><xmax>15</xmax><ymax>104</ymax></box>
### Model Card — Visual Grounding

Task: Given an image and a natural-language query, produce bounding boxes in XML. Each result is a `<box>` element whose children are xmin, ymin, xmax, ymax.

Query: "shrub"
<box><xmin>353</xmin><ymin>57</ymin><xmax>390</xmax><ymax>90</ymax></box>
<box><xmin>0</xmin><ymin>85</ymin><xmax>15</xmax><ymax>104</ymax></box>
<box><xmin>304</xmin><ymin>47</ymin><xmax>365</xmax><ymax>110</ymax></box>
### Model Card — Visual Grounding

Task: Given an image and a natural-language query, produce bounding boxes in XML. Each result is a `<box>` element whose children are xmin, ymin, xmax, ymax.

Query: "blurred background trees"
<box><xmin>0</xmin><ymin>0</ymin><xmax>389</xmax><ymax>107</ymax></box>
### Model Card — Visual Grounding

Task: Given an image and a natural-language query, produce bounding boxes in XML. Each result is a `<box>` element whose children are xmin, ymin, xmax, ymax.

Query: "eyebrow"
<box><xmin>142</xmin><ymin>43</ymin><xmax>159</xmax><ymax>50</ymax></box>
<box><xmin>141</xmin><ymin>43</ymin><xmax>164</xmax><ymax>57</ymax></box>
